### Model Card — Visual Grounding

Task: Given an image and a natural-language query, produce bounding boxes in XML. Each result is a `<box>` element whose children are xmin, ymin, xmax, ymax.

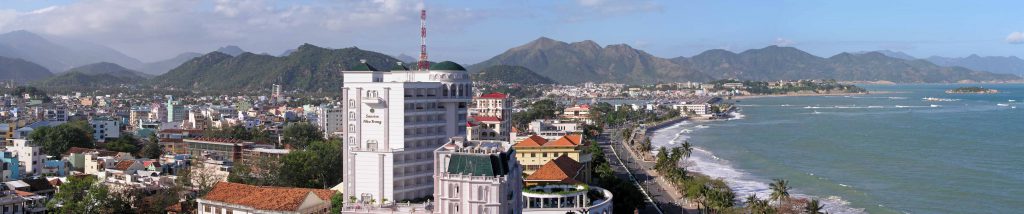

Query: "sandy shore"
<box><xmin>730</xmin><ymin>91</ymin><xmax>903</xmax><ymax>100</ymax></box>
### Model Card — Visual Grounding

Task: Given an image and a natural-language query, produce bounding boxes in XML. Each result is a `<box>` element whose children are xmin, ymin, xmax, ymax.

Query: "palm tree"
<box><xmin>769</xmin><ymin>179</ymin><xmax>791</xmax><ymax>208</ymax></box>
<box><xmin>680</xmin><ymin>141</ymin><xmax>693</xmax><ymax>159</ymax></box>
<box><xmin>804</xmin><ymin>199</ymin><xmax>825</xmax><ymax>214</ymax></box>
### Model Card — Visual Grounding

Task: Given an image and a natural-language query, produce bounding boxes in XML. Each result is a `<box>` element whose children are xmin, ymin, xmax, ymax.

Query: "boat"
<box><xmin>1009</xmin><ymin>99</ymin><xmax>1017</xmax><ymax>102</ymax></box>
<box><xmin>813</xmin><ymin>110</ymin><xmax>821</xmax><ymax>114</ymax></box>
<box><xmin>695</xmin><ymin>125</ymin><xmax>709</xmax><ymax>129</ymax></box>
<box><xmin>997</xmin><ymin>103</ymin><xmax>1010</xmax><ymax>107</ymax></box>
<box><xmin>930</xmin><ymin>104</ymin><xmax>941</xmax><ymax>108</ymax></box>
<box><xmin>681</xmin><ymin>129</ymin><xmax>693</xmax><ymax>133</ymax></box>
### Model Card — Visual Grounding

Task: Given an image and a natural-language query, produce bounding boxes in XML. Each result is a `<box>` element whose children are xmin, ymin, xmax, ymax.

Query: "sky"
<box><xmin>0</xmin><ymin>0</ymin><xmax>1021</xmax><ymax>63</ymax></box>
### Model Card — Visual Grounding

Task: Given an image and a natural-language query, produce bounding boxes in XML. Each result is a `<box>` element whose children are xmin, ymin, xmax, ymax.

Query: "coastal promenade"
<box><xmin>604</xmin><ymin>122</ymin><xmax>698</xmax><ymax>214</ymax></box>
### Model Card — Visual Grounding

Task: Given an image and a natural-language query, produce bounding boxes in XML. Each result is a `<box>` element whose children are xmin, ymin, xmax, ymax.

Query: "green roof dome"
<box><xmin>350</xmin><ymin>60</ymin><xmax>378</xmax><ymax>71</ymax></box>
<box><xmin>429</xmin><ymin>61</ymin><xmax>466</xmax><ymax>71</ymax></box>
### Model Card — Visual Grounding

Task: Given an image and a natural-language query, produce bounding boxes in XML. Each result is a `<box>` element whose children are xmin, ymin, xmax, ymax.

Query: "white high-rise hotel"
<box><xmin>341</xmin><ymin>60</ymin><xmax>473</xmax><ymax>202</ymax></box>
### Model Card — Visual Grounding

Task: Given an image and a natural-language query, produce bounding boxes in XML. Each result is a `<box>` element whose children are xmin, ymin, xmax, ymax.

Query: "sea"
<box><xmin>649</xmin><ymin>84</ymin><xmax>1024</xmax><ymax>214</ymax></box>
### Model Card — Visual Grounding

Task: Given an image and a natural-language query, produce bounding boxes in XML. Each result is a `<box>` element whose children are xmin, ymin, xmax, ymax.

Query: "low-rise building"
<box><xmin>512</xmin><ymin>134</ymin><xmax>592</xmax><ymax>183</ymax></box>
<box><xmin>8</xmin><ymin>139</ymin><xmax>43</xmax><ymax>176</ymax></box>
<box><xmin>521</xmin><ymin>156</ymin><xmax>614</xmax><ymax>214</ymax></box>
<box><xmin>197</xmin><ymin>182</ymin><xmax>335</xmax><ymax>214</ymax></box>
<box><xmin>559</xmin><ymin>104</ymin><xmax>593</xmax><ymax>125</ymax></box>
<box><xmin>431</xmin><ymin>138</ymin><xmax>523</xmax><ymax>214</ymax></box>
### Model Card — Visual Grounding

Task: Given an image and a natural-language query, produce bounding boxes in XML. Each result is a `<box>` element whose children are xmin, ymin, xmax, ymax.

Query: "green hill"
<box><xmin>0</xmin><ymin>56</ymin><xmax>52</xmax><ymax>83</ymax></box>
<box><xmin>37</xmin><ymin>71</ymin><xmax>145</xmax><ymax>89</ymax></box>
<box><xmin>151</xmin><ymin>44</ymin><xmax>405</xmax><ymax>92</ymax></box>
<box><xmin>471</xmin><ymin>65</ymin><xmax>554</xmax><ymax>85</ymax></box>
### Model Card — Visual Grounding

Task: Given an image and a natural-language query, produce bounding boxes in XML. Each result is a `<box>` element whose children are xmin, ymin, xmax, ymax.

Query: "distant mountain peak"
<box><xmin>216</xmin><ymin>45</ymin><xmax>246</xmax><ymax>56</ymax></box>
<box><xmin>517</xmin><ymin>37</ymin><xmax>568</xmax><ymax>50</ymax></box>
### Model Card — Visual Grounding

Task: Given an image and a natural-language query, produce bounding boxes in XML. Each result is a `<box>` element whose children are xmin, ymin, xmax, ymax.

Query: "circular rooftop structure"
<box><xmin>429</xmin><ymin>61</ymin><xmax>466</xmax><ymax>71</ymax></box>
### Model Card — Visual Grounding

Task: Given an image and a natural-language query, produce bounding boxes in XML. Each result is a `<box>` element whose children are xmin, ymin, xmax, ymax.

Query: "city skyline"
<box><xmin>1</xmin><ymin>0</ymin><xmax>1021</xmax><ymax>64</ymax></box>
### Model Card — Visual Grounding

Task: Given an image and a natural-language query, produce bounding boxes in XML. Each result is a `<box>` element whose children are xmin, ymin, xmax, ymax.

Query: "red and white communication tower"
<box><xmin>416</xmin><ymin>8</ymin><xmax>429</xmax><ymax>71</ymax></box>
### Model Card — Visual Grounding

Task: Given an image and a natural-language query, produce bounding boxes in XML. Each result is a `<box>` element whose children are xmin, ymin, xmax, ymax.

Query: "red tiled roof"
<box><xmin>514</xmin><ymin>135</ymin><xmax>548</xmax><ymax>147</ymax></box>
<box><xmin>48</xmin><ymin>179</ymin><xmax>62</xmax><ymax>187</ymax></box>
<box><xmin>526</xmin><ymin>156</ymin><xmax>583</xmax><ymax>184</ymax></box>
<box><xmin>113</xmin><ymin>160</ymin><xmax>136</xmax><ymax>171</ymax></box>
<box><xmin>471</xmin><ymin>116</ymin><xmax>501</xmax><ymax>122</ymax></box>
<box><xmin>202</xmin><ymin>182</ymin><xmax>336</xmax><ymax>211</ymax></box>
<box><xmin>544</xmin><ymin>134</ymin><xmax>583</xmax><ymax>147</ymax></box>
<box><xmin>477</xmin><ymin>92</ymin><xmax>508</xmax><ymax>99</ymax></box>
<box><xmin>15</xmin><ymin>190</ymin><xmax>35</xmax><ymax>197</ymax></box>
<box><xmin>188</xmin><ymin>137</ymin><xmax>244</xmax><ymax>144</ymax></box>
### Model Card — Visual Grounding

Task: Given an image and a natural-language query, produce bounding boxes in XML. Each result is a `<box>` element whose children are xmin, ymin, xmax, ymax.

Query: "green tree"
<box><xmin>105</xmin><ymin>133</ymin><xmax>140</xmax><ymax>153</ymax></box>
<box><xmin>770</xmin><ymin>179</ymin><xmax>791</xmax><ymax>208</ymax></box>
<box><xmin>229</xmin><ymin>155</ymin><xmax>284</xmax><ymax>186</ymax></box>
<box><xmin>140</xmin><ymin>141</ymin><xmax>163</xmax><ymax>159</ymax></box>
<box><xmin>331</xmin><ymin>193</ymin><xmax>345</xmax><ymax>213</ymax></box>
<box><xmin>679</xmin><ymin>141</ymin><xmax>693</xmax><ymax>159</ymax></box>
<box><xmin>279</xmin><ymin>140</ymin><xmax>343</xmax><ymax>188</ymax></box>
<box><xmin>47</xmin><ymin>175</ymin><xmax>132</xmax><ymax>213</ymax></box>
<box><xmin>804</xmin><ymin>199</ymin><xmax>825</xmax><ymax>214</ymax></box>
<box><xmin>282</xmin><ymin>122</ymin><xmax>323</xmax><ymax>149</ymax></box>
<box><xmin>29</xmin><ymin>121</ymin><xmax>95</xmax><ymax>157</ymax></box>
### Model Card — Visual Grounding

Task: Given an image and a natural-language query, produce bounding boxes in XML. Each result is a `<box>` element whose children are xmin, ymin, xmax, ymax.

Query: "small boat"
<box><xmin>812</xmin><ymin>111</ymin><xmax>821</xmax><ymax>114</ymax></box>
<box><xmin>1009</xmin><ymin>99</ymin><xmax>1017</xmax><ymax>102</ymax></box>
<box><xmin>695</xmin><ymin>125</ymin><xmax>709</xmax><ymax>129</ymax></box>
<box><xmin>930</xmin><ymin>104</ymin><xmax>941</xmax><ymax>108</ymax></box>
<box><xmin>997</xmin><ymin>103</ymin><xmax>1010</xmax><ymax>107</ymax></box>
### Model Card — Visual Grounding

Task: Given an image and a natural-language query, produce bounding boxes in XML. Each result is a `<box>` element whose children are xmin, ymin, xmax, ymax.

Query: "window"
<box><xmin>204</xmin><ymin>205</ymin><xmax>211</xmax><ymax>212</ymax></box>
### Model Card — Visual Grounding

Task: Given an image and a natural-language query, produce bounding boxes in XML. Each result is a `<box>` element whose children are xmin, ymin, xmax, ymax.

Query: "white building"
<box><xmin>432</xmin><ymin>138</ymin><xmax>523</xmax><ymax>214</ymax></box>
<box><xmin>672</xmin><ymin>97</ymin><xmax>721</xmax><ymax>118</ymax></box>
<box><xmin>89</xmin><ymin>118</ymin><xmax>120</xmax><ymax>142</ymax></box>
<box><xmin>8</xmin><ymin>139</ymin><xmax>43</xmax><ymax>176</ymax></box>
<box><xmin>316</xmin><ymin>105</ymin><xmax>344</xmax><ymax>138</ymax></box>
<box><xmin>341</xmin><ymin>60</ymin><xmax>473</xmax><ymax>203</ymax></box>
<box><xmin>467</xmin><ymin>92</ymin><xmax>512</xmax><ymax>141</ymax></box>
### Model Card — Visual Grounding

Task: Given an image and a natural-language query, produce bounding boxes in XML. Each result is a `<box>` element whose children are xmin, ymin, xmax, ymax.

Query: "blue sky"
<box><xmin>1</xmin><ymin>0</ymin><xmax>1021</xmax><ymax>63</ymax></box>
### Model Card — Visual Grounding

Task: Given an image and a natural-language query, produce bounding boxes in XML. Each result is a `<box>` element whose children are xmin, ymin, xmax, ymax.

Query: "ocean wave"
<box><xmin>728</xmin><ymin>112</ymin><xmax>746</xmax><ymax>120</ymax></box>
<box><xmin>682</xmin><ymin>146</ymin><xmax>867</xmax><ymax>214</ymax></box>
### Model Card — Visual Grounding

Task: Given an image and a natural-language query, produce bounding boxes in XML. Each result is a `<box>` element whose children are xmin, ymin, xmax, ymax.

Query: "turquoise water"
<box><xmin>650</xmin><ymin>84</ymin><xmax>1024</xmax><ymax>213</ymax></box>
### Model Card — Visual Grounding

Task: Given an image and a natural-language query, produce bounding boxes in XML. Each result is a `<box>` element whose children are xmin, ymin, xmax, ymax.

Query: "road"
<box><xmin>598</xmin><ymin>127</ymin><xmax>691</xmax><ymax>214</ymax></box>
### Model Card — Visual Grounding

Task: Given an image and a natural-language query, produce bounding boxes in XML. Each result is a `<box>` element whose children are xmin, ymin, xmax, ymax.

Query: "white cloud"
<box><xmin>0</xmin><ymin>0</ymin><xmax>484</xmax><ymax>61</ymax></box>
<box><xmin>773</xmin><ymin>37</ymin><xmax>796</xmax><ymax>46</ymax></box>
<box><xmin>565</xmin><ymin>0</ymin><xmax>662</xmax><ymax>21</ymax></box>
<box><xmin>1007</xmin><ymin>32</ymin><xmax>1024</xmax><ymax>44</ymax></box>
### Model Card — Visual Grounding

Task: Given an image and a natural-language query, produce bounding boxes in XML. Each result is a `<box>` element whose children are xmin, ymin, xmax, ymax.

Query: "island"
<box><xmin>946</xmin><ymin>86</ymin><xmax>999</xmax><ymax>94</ymax></box>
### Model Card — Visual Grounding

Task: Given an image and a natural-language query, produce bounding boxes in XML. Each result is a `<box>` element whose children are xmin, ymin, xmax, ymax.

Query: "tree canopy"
<box><xmin>281</xmin><ymin>122</ymin><xmax>323</xmax><ymax>149</ymax></box>
<box><xmin>29</xmin><ymin>120</ymin><xmax>95</xmax><ymax>157</ymax></box>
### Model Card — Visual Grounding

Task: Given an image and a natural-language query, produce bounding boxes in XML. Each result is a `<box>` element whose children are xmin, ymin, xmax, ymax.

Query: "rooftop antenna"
<box><xmin>417</xmin><ymin>3</ymin><xmax>429</xmax><ymax>72</ymax></box>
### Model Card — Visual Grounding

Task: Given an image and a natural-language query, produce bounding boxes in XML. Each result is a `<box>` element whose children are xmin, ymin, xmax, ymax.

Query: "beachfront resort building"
<box><xmin>340</xmin><ymin>60</ymin><xmax>473</xmax><ymax>203</ymax></box>
<box><xmin>432</xmin><ymin>138</ymin><xmax>523</xmax><ymax>214</ymax></box>
<box><xmin>672</xmin><ymin>96</ymin><xmax>722</xmax><ymax>119</ymax></box>
<box><xmin>512</xmin><ymin>134</ymin><xmax>592</xmax><ymax>182</ymax></box>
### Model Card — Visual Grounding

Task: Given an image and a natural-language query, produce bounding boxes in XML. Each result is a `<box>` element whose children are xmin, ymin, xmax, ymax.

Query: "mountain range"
<box><xmin>0</xmin><ymin>56</ymin><xmax>53</xmax><ymax>83</ymax></box>
<box><xmin>470</xmin><ymin>37</ymin><xmax>1020</xmax><ymax>84</ymax></box>
<box><xmin>34</xmin><ymin>62</ymin><xmax>150</xmax><ymax>89</ymax></box>
<box><xmin>2</xmin><ymin>30</ymin><xmax>1022</xmax><ymax>89</ymax></box>
<box><xmin>926</xmin><ymin>55</ymin><xmax>1024</xmax><ymax>76</ymax></box>
<box><xmin>469</xmin><ymin>37</ymin><xmax>710</xmax><ymax>84</ymax></box>
<box><xmin>150</xmin><ymin>44</ymin><xmax>404</xmax><ymax>91</ymax></box>
<box><xmin>0</xmin><ymin>30</ymin><xmax>228</xmax><ymax>77</ymax></box>
<box><xmin>471</xmin><ymin>65</ymin><xmax>554</xmax><ymax>85</ymax></box>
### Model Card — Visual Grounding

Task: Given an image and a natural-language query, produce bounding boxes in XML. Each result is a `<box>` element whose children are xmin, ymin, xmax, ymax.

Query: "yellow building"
<box><xmin>513</xmin><ymin>134</ymin><xmax>591</xmax><ymax>183</ymax></box>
